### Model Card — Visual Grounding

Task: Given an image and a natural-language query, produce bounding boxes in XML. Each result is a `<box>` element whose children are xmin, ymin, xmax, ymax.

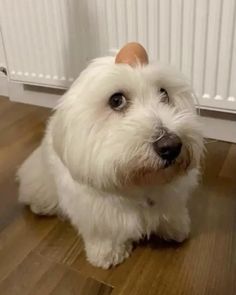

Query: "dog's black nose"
<box><xmin>153</xmin><ymin>133</ymin><xmax>182</xmax><ymax>161</ymax></box>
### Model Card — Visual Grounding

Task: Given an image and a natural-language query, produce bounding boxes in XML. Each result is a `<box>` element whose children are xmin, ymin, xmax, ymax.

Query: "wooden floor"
<box><xmin>0</xmin><ymin>96</ymin><xmax>236</xmax><ymax>295</ymax></box>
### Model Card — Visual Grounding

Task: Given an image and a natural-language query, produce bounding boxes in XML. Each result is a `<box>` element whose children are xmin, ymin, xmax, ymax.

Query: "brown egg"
<box><xmin>115</xmin><ymin>42</ymin><xmax>149</xmax><ymax>67</ymax></box>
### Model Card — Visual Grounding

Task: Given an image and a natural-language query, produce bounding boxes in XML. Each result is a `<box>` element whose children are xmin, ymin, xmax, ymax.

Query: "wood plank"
<box><xmin>0</xmin><ymin>211</ymin><xmax>57</xmax><ymax>281</ymax></box>
<box><xmin>0</xmin><ymin>96</ymin><xmax>50</xmax><ymax>231</ymax></box>
<box><xmin>0</xmin><ymin>98</ymin><xmax>18</xmax><ymax>117</ymax></box>
<box><xmin>0</xmin><ymin>251</ymin><xmax>113</xmax><ymax>295</ymax></box>
<box><xmin>219</xmin><ymin>144</ymin><xmax>236</xmax><ymax>180</ymax></box>
<box><xmin>0</xmin><ymin>100</ymin><xmax>47</xmax><ymax>132</ymax></box>
<box><xmin>50</xmin><ymin>268</ymin><xmax>113</xmax><ymax>295</ymax></box>
<box><xmin>35</xmin><ymin>220</ymin><xmax>84</xmax><ymax>265</ymax></box>
<box><xmin>27</xmin><ymin>261</ymin><xmax>67</xmax><ymax>295</ymax></box>
<box><xmin>0</xmin><ymin>252</ymin><xmax>57</xmax><ymax>295</ymax></box>
<box><xmin>202</xmin><ymin>140</ymin><xmax>231</xmax><ymax>180</ymax></box>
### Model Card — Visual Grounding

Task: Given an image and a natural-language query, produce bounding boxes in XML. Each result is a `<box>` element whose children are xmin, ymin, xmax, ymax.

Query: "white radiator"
<box><xmin>0</xmin><ymin>0</ymin><xmax>236</xmax><ymax>113</ymax></box>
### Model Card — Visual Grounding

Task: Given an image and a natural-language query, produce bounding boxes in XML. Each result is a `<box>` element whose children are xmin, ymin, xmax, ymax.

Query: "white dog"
<box><xmin>17</xmin><ymin>43</ymin><xmax>203</xmax><ymax>269</ymax></box>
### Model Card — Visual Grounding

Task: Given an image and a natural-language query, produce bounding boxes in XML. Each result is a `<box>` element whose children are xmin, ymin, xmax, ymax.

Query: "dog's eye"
<box><xmin>109</xmin><ymin>93</ymin><xmax>127</xmax><ymax>111</ymax></box>
<box><xmin>160</xmin><ymin>88</ymin><xmax>169</xmax><ymax>103</ymax></box>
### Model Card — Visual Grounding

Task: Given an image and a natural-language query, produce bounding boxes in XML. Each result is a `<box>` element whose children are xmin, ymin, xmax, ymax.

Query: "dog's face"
<box><xmin>52</xmin><ymin>57</ymin><xmax>203</xmax><ymax>191</ymax></box>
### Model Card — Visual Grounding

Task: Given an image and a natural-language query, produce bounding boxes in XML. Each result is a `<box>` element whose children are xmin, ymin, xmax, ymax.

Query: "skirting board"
<box><xmin>0</xmin><ymin>74</ymin><xmax>9</xmax><ymax>97</ymax></box>
<box><xmin>200</xmin><ymin>110</ymin><xmax>236</xmax><ymax>143</ymax></box>
<box><xmin>8</xmin><ymin>81</ymin><xmax>65</xmax><ymax>108</ymax></box>
<box><xmin>2</xmin><ymin>81</ymin><xmax>236</xmax><ymax>143</ymax></box>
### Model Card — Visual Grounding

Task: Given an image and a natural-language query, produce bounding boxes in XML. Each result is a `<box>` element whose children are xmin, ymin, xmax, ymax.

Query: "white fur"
<box><xmin>17</xmin><ymin>57</ymin><xmax>203</xmax><ymax>269</ymax></box>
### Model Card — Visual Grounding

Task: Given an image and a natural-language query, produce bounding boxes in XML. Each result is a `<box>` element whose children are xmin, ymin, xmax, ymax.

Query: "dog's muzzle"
<box><xmin>153</xmin><ymin>132</ymin><xmax>182</xmax><ymax>162</ymax></box>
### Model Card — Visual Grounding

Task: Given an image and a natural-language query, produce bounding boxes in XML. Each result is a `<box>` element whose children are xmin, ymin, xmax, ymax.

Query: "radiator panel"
<box><xmin>0</xmin><ymin>0</ymin><xmax>236</xmax><ymax>111</ymax></box>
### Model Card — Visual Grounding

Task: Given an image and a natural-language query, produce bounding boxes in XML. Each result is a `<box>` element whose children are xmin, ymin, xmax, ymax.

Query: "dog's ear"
<box><xmin>115</xmin><ymin>42</ymin><xmax>148</xmax><ymax>67</ymax></box>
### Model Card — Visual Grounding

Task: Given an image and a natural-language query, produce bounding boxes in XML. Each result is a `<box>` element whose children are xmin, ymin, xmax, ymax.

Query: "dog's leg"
<box><xmin>17</xmin><ymin>145</ymin><xmax>58</xmax><ymax>215</ymax></box>
<box><xmin>84</xmin><ymin>237</ymin><xmax>133</xmax><ymax>269</ymax></box>
<box><xmin>157</xmin><ymin>204</ymin><xmax>190</xmax><ymax>243</ymax></box>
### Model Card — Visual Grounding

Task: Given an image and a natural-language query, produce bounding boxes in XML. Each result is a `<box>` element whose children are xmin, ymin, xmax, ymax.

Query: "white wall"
<box><xmin>0</xmin><ymin>28</ymin><xmax>8</xmax><ymax>97</ymax></box>
<box><xmin>0</xmin><ymin>29</ymin><xmax>6</xmax><ymax>69</ymax></box>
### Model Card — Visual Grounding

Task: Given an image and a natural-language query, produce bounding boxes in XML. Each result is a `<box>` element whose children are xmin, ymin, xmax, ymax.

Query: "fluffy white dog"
<box><xmin>17</xmin><ymin>43</ymin><xmax>203</xmax><ymax>269</ymax></box>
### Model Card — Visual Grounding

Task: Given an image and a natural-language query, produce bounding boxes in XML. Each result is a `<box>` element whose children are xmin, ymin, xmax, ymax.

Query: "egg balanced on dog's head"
<box><xmin>115</xmin><ymin>42</ymin><xmax>149</xmax><ymax>67</ymax></box>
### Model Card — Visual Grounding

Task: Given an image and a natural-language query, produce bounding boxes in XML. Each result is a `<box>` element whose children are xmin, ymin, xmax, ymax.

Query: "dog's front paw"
<box><xmin>161</xmin><ymin>223</ymin><xmax>190</xmax><ymax>243</ymax></box>
<box><xmin>158</xmin><ymin>210</ymin><xmax>191</xmax><ymax>243</ymax></box>
<box><xmin>85</xmin><ymin>240</ymin><xmax>132</xmax><ymax>269</ymax></box>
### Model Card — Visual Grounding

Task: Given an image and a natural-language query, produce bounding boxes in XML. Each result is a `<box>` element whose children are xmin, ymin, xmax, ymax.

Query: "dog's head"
<box><xmin>52</xmin><ymin>43</ymin><xmax>203</xmax><ymax>191</ymax></box>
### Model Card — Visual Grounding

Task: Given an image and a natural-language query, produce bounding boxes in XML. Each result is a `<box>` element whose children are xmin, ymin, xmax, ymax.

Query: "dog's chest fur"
<box><xmin>55</xmin><ymin>159</ymin><xmax>174</xmax><ymax>239</ymax></box>
<box><xmin>48</xmin><ymin>133</ymin><xmax>196</xmax><ymax>242</ymax></box>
